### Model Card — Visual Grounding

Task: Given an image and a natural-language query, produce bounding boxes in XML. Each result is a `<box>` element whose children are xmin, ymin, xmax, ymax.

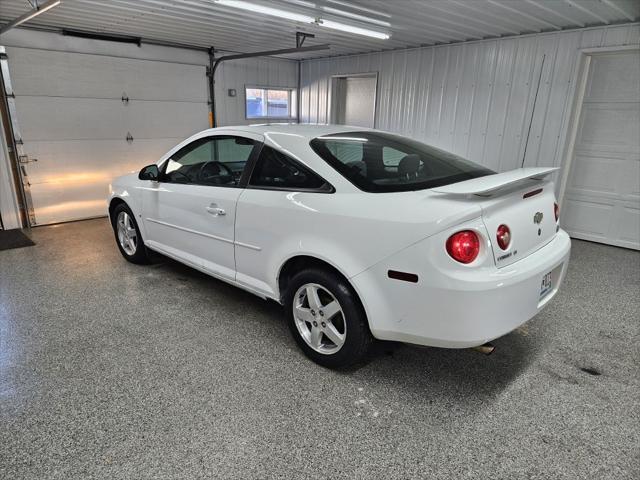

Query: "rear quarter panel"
<box><xmin>234</xmin><ymin>188</ymin><xmax>483</xmax><ymax>299</ymax></box>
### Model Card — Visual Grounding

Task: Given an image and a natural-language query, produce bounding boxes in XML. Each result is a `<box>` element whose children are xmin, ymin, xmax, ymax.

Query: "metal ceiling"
<box><xmin>0</xmin><ymin>0</ymin><xmax>638</xmax><ymax>58</ymax></box>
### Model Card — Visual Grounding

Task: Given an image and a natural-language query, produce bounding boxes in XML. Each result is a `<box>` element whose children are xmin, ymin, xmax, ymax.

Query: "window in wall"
<box><xmin>245</xmin><ymin>87</ymin><xmax>296</xmax><ymax>119</ymax></box>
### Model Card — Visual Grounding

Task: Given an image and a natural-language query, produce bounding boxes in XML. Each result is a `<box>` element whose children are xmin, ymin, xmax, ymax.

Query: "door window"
<box><xmin>249</xmin><ymin>145</ymin><xmax>331</xmax><ymax>191</ymax></box>
<box><xmin>162</xmin><ymin>136</ymin><xmax>256</xmax><ymax>186</ymax></box>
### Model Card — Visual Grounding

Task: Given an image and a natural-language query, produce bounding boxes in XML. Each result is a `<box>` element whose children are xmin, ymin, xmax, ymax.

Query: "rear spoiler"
<box><xmin>431</xmin><ymin>167</ymin><xmax>558</xmax><ymax>196</ymax></box>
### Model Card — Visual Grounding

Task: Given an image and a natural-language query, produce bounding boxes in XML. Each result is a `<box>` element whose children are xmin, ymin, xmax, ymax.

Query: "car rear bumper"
<box><xmin>350</xmin><ymin>229</ymin><xmax>571</xmax><ymax>348</ymax></box>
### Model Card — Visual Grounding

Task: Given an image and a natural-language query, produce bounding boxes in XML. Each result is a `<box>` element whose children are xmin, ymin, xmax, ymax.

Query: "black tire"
<box><xmin>284</xmin><ymin>268</ymin><xmax>373</xmax><ymax>369</ymax></box>
<box><xmin>111</xmin><ymin>203</ymin><xmax>150</xmax><ymax>264</ymax></box>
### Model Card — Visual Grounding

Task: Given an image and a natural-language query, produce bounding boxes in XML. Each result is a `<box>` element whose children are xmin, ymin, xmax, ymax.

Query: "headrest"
<box><xmin>398</xmin><ymin>154</ymin><xmax>420</xmax><ymax>177</ymax></box>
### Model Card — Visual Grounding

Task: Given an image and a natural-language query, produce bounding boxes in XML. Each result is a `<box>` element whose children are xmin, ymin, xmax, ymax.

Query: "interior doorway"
<box><xmin>330</xmin><ymin>73</ymin><xmax>377</xmax><ymax>128</ymax></box>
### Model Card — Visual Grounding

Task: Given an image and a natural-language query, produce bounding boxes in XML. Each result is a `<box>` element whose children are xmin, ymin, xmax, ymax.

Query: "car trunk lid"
<box><xmin>432</xmin><ymin>168</ymin><xmax>558</xmax><ymax>267</ymax></box>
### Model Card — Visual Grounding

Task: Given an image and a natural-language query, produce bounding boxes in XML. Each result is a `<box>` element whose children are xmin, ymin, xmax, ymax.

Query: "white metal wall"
<box><xmin>1</xmin><ymin>28</ymin><xmax>299</xmax><ymax>128</ymax></box>
<box><xmin>215</xmin><ymin>57</ymin><xmax>298</xmax><ymax>126</ymax></box>
<box><xmin>300</xmin><ymin>24</ymin><xmax>640</xmax><ymax>185</ymax></box>
<box><xmin>0</xmin><ymin>29</ymin><xmax>298</xmax><ymax>225</ymax></box>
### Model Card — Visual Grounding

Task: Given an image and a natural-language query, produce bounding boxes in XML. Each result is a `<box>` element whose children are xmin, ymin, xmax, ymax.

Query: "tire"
<box><xmin>284</xmin><ymin>268</ymin><xmax>373</xmax><ymax>369</ymax></box>
<box><xmin>111</xmin><ymin>203</ymin><xmax>150</xmax><ymax>264</ymax></box>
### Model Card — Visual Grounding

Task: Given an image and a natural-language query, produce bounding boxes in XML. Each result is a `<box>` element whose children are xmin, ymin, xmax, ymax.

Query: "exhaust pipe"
<box><xmin>472</xmin><ymin>343</ymin><xmax>495</xmax><ymax>355</ymax></box>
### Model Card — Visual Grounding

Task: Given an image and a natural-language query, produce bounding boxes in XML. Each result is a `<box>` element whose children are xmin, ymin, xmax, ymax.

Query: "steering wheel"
<box><xmin>199</xmin><ymin>161</ymin><xmax>234</xmax><ymax>183</ymax></box>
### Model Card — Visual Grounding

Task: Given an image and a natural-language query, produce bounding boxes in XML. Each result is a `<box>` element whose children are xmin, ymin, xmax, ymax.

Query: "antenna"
<box><xmin>521</xmin><ymin>54</ymin><xmax>546</xmax><ymax>168</ymax></box>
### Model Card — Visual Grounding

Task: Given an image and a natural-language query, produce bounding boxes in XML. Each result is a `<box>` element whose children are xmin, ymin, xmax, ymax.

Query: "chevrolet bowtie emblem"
<box><xmin>533</xmin><ymin>212</ymin><xmax>544</xmax><ymax>224</ymax></box>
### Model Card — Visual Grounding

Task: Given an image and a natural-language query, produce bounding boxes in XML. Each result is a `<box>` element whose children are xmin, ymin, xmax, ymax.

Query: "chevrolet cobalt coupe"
<box><xmin>109</xmin><ymin>124</ymin><xmax>571</xmax><ymax>368</ymax></box>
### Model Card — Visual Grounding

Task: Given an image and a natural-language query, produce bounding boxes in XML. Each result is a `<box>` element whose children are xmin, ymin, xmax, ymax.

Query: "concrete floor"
<box><xmin>0</xmin><ymin>218</ymin><xmax>638</xmax><ymax>479</ymax></box>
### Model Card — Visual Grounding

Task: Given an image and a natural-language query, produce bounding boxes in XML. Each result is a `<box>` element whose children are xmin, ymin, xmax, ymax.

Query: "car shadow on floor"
<box><xmin>149</xmin><ymin>252</ymin><xmax>538</xmax><ymax>404</ymax></box>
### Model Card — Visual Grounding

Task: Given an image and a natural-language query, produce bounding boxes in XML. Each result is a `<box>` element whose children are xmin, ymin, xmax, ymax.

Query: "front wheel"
<box><xmin>111</xmin><ymin>203</ymin><xmax>149</xmax><ymax>264</ymax></box>
<box><xmin>284</xmin><ymin>268</ymin><xmax>373</xmax><ymax>369</ymax></box>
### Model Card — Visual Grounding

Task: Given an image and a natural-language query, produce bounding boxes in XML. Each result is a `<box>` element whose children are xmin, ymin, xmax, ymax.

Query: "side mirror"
<box><xmin>139</xmin><ymin>164</ymin><xmax>159</xmax><ymax>181</ymax></box>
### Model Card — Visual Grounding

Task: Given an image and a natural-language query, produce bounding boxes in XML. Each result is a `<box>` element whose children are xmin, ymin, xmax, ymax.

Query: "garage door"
<box><xmin>562</xmin><ymin>50</ymin><xmax>640</xmax><ymax>250</ymax></box>
<box><xmin>6</xmin><ymin>47</ymin><xmax>209</xmax><ymax>225</ymax></box>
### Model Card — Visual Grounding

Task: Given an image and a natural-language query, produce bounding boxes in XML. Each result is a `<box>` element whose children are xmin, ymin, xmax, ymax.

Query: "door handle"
<box><xmin>206</xmin><ymin>204</ymin><xmax>226</xmax><ymax>216</ymax></box>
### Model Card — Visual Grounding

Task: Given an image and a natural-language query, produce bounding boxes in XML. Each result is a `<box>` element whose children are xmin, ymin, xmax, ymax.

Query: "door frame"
<box><xmin>329</xmin><ymin>72</ymin><xmax>378</xmax><ymax>127</ymax></box>
<box><xmin>0</xmin><ymin>46</ymin><xmax>34</xmax><ymax>228</ymax></box>
<box><xmin>557</xmin><ymin>44</ymin><xmax>640</xmax><ymax>209</ymax></box>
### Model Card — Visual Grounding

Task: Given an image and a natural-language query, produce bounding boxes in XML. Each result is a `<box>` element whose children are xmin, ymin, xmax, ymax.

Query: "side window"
<box><xmin>249</xmin><ymin>146</ymin><xmax>329</xmax><ymax>191</ymax></box>
<box><xmin>162</xmin><ymin>136</ymin><xmax>256</xmax><ymax>186</ymax></box>
<box><xmin>382</xmin><ymin>146</ymin><xmax>406</xmax><ymax>167</ymax></box>
<box><xmin>325</xmin><ymin>140</ymin><xmax>363</xmax><ymax>165</ymax></box>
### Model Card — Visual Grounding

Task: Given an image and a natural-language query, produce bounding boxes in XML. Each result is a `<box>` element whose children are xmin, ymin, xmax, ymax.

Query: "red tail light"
<box><xmin>496</xmin><ymin>224</ymin><xmax>511</xmax><ymax>250</ymax></box>
<box><xmin>554</xmin><ymin>202</ymin><xmax>560</xmax><ymax>222</ymax></box>
<box><xmin>446</xmin><ymin>230</ymin><xmax>480</xmax><ymax>264</ymax></box>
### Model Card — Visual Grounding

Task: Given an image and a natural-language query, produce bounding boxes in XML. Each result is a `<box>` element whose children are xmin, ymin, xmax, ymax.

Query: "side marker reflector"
<box><xmin>387</xmin><ymin>270</ymin><xmax>419</xmax><ymax>283</ymax></box>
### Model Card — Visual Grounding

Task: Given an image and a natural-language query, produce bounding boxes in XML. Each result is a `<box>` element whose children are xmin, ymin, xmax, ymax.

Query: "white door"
<box><xmin>142</xmin><ymin>135</ymin><xmax>259</xmax><ymax>281</ymax></box>
<box><xmin>562</xmin><ymin>50</ymin><xmax>640</xmax><ymax>250</ymax></box>
<box><xmin>333</xmin><ymin>75</ymin><xmax>377</xmax><ymax>128</ymax></box>
<box><xmin>6</xmin><ymin>47</ymin><xmax>209</xmax><ymax>225</ymax></box>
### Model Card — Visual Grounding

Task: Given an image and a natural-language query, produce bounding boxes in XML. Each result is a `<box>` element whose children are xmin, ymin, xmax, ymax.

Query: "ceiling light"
<box><xmin>0</xmin><ymin>0</ymin><xmax>62</xmax><ymax>35</ymax></box>
<box><xmin>322</xmin><ymin>7</ymin><xmax>390</xmax><ymax>27</ymax></box>
<box><xmin>317</xmin><ymin>19</ymin><xmax>390</xmax><ymax>39</ymax></box>
<box><xmin>215</xmin><ymin>0</ymin><xmax>315</xmax><ymax>23</ymax></box>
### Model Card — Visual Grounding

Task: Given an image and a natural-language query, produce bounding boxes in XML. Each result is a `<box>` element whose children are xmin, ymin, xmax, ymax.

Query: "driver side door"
<box><xmin>141</xmin><ymin>134</ymin><xmax>260</xmax><ymax>282</ymax></box>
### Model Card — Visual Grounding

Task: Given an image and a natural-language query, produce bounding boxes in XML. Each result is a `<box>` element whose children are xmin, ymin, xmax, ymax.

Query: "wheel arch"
<box><xmin>277</xmin><ymin>255</ymin><xmax>347</xmax><ymax>300</ymax></box>
<box><xmin>108</xmin><ymin>197</ymin><xmax>128</xmax><ymax>224</ymax></box>
<box><xmin>277</xmin><ymin>255</ymin><xmax>368</xmax><ymax>313</ymax></box>
<box><xmin>277</xmin><ymin>254</ymin><xmax>375</xmax><ymax>340</ymax></box>
<box><xmin>108</xmin><ymin>196</ymin><xmax>146</xmax><ymax>241</ymax></box>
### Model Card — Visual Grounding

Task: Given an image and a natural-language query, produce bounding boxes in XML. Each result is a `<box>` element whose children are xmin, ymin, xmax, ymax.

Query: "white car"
<box><xmin>108</xmin><ymin>124</ymin><xmax>571</xmax><ymax>368</ymax></box>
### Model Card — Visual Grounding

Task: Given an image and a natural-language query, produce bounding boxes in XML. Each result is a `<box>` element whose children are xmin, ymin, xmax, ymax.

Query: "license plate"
<box><xmin>540</xmin><ymin>271</ymin><xmax>553</xmax><ymax>298</ymax></box>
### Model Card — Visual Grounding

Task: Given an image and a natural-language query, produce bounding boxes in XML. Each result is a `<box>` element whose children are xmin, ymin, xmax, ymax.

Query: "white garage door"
<box><xmin>7</xmin><ymin>47</ymin><xmax>209</xmax><ymax>225</ymax></box>
<box><xmin>562</xmin><ymin>50</ymin><xmax>640</xmax><ymax>250</ymax></box>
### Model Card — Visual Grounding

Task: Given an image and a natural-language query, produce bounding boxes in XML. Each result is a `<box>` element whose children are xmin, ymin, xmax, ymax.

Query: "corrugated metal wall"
<box><xmin>300</xmin><ymin>24</ymin><xmax>639</xmax><ymax>180</ymax></box>
<box><xmin>0</xmin><ymin>28</ymin><xmax>299</xmax><ymax>128</ymax></box>
<box><xmin>215</xmin><ymin>57</ymin><xmax>298</xmax><ymax>126</ymax></box>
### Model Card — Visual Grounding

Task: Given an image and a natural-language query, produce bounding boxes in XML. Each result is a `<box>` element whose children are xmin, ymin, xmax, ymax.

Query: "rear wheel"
<box><xmin>112</xmin><ymin>204</ymin><xmax>149</xmax><ymax>264</ymax></box>
<box><xmin>284</xmin><ymin>268</ymin><xmax>372</xmax><ymax>369</ymax></box>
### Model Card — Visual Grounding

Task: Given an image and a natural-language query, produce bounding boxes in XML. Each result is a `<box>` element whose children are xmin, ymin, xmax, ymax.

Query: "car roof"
<box><xmin>205</xmin><ymin>123</ymin><xmax>376</xmax><ymax>140</ymax></box>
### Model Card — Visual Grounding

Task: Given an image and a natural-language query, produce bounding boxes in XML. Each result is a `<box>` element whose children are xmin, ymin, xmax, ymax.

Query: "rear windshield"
<box><xmin>310</xmin><ymin>131</ymin><xmax>494</xmax><ymax>193</ymax></box>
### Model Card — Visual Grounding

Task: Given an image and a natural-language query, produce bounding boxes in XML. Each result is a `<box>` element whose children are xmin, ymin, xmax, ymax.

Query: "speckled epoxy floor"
<box><xmin>0</xmin><ymin>218</ymin><xmax>638</xmax><ymax>479</ymax></box>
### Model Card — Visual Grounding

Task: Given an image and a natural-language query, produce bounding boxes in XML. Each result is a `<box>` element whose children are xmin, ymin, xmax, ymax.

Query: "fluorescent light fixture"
<box><xmin>215</xmin><ymin>0</ymin><xmax>315</xmax><ymax>23</ymax></box>
<box><xmin>214</xmin><ymin>0</ymin><xmax>390</xmax><ymax>41</ymax></box>
<box><xmin>322</xmin><ymin>7</ymin><xmax>390</xmax><ymax>27</ymax></box>
<box><xmin>0</xmin><ymin>0</ymin><xmax>62</xmax><ymax>35</ymax></box>
<box><xmin>317</xmin><ymin>19</ymin><xmax>390</xmax><ymax>39</ymax></box>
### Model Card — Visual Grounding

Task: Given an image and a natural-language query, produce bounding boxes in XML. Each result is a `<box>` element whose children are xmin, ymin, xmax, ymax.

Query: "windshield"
<box><xmin>310</xmin><ymin>131</ymin><xmax>494</xmax><ymax>193</ymax></box>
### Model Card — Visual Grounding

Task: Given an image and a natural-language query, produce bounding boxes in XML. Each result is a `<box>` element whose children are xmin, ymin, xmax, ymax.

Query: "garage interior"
<box><xmin>1</xmin><ymin>0</ymin><xmax>639</xmax><ymax>478</ymax></box>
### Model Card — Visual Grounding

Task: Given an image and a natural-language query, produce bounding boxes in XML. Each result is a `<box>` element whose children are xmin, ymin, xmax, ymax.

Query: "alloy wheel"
<box><xmin>116</xmin><ymin>211</ymin><xmax>137</xmax><ymax>256</ymax></box>
<box><xmin>293</xmin><ymin>283</ymin><xmax>346</xmax><ymax>355</ymax></box>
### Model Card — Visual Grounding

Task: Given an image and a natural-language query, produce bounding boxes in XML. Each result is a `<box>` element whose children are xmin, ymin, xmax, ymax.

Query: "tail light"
<box><xmin>554</xmin><ymin>202</ymin><xmax>560</xmax><ymax>222</ymax></box>
<box><xmin>496</xmin><ymin>224</ymin><xmax>511</xmax><ymax>250</ymax></box>
<box><xmin>446</xmin><ymin>230</ymin><xmax>480</xmax><ymax>264</ymax></box>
